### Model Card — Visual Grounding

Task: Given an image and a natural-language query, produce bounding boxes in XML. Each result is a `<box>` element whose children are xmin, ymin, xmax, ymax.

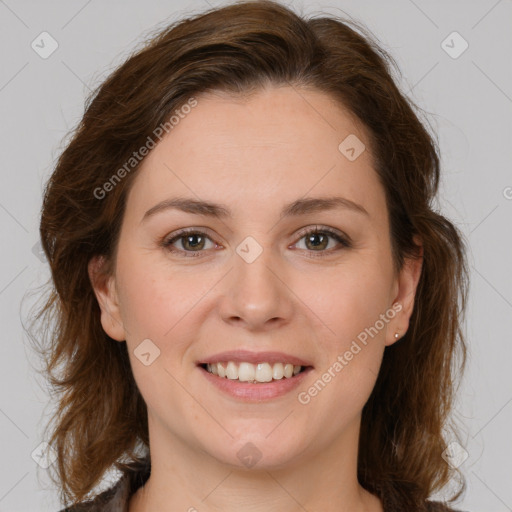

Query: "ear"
<box><xmin>88</xmin><ymin>255</ymin><xmax>126</xmax><ymax>342</ymax></box>
<box><xmin>385</xmin><ymin>236</ymin><xmax>423</xmax><ymax>346</ymax></box>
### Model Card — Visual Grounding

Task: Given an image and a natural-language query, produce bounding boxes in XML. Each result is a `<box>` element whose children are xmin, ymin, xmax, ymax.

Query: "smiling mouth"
<box><xmin>199</xmin><ymin>361</ymin><xmax>310</xmax><ymax>383</ymax></box>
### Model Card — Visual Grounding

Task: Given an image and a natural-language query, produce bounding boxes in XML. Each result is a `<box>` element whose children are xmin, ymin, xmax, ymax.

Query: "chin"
<box><xmin>199</xmin><ymin>431</ymin><xmax>306</xmax><ymax>472</ymax></box>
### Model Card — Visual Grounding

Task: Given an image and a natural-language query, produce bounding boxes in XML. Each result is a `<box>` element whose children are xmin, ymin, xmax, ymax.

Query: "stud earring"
<box><xmin>394</xmin><ymin>332</ymin><xmax>400</xmax><ymax>339</ymax></box>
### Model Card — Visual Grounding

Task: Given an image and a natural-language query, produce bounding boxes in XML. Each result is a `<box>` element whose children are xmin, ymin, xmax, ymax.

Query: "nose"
<box><xmin>218</xmin><ymin>245</ymin><xmax>294</xmax><ymax>331</ymax></box>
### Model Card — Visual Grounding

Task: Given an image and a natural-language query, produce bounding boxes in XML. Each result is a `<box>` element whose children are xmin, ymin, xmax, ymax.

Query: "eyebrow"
<box><xmin>141</xmin><ymin>195</ymin><xmax>369</xmax><ymax>224</ymax></box>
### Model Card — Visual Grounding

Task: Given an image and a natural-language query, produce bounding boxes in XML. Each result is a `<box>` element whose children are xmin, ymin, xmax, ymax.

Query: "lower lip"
<box><xmin>199</xmin><ymin>365</ymin><xmax>313</xmax><ymax>401</ymax></box>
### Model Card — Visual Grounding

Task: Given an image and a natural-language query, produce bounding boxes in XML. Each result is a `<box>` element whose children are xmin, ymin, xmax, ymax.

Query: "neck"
<box><xmin>129</xmin><ymin>414</ymin><xmax>383</xmax><ymax>512</ymax></box>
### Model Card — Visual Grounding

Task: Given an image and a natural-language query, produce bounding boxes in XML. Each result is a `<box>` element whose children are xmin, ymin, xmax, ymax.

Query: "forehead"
<box><xmin>124</xmin><ymin>85</ymin><xmax>385</xmax><ymax>223</ymax></box>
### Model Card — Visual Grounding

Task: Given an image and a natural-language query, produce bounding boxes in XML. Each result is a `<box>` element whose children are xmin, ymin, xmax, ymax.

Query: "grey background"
<box><xmin>1</xmin><ymin>0</ymin><xmax>511</xmax><ymax>510</ymax></box>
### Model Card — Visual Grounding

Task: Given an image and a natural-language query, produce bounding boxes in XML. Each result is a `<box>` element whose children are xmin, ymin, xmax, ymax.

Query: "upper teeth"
<box><xmin>206</xmin><ymin>362</ymin><xmax>302</xmax><ymax>382</ymax></box>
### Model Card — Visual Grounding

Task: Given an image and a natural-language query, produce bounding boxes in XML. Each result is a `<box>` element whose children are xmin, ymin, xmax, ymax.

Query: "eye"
<box><xmin>292</xmin><ymin>225</ymin><xmax>351</xmax><ymax>257</ymax></box>
<box><xmin>163</xmin><ymin>228</ymin><xmax>219</xmax><ymax>257</ymax></box>
<box><xmin>162</xmin><ymin>225</ymin><xmax>351</xmax><ymax>258</ymax></box>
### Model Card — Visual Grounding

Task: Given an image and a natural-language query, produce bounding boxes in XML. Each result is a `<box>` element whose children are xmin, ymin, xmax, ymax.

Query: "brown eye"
<box><xmin>304</xmin><ymin>232</ymin><xmax>330</xmax><ymax>251</ymax></box>
<box><xmin>162</xmin><ymin>225</ymin><xmax>351</xmax><ymax>259</ymax></box>
<box><xmin>293</xmin><ymin>226</ymin><xmax>351</xmax><ymax>257</ymax></box>
<box><xmin>164</xmin><ymin>229</ymin><xmax>216</xmax><ymax>257</ymax></box>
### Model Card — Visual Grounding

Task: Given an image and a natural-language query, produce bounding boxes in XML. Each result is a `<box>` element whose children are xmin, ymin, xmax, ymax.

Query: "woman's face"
<box><xmin>90</xmin><ymin>85</ymin><xmax>421</xmax><ymax>471</ymax></box>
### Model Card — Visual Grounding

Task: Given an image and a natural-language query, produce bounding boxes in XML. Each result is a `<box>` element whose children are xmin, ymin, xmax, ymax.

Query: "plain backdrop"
<box><xmin>0</xmin><ymin>0</ymin><xmax>511</xmax><ymax>510</ymax></box>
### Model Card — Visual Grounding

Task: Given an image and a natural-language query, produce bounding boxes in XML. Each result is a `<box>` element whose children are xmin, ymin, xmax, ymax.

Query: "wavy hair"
<box><xmin>26</xmin><ymin>0</ymin><xmax>469</xmax><ymax>507</ymax></box>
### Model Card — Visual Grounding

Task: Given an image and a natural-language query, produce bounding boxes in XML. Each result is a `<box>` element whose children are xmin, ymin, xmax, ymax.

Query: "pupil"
<box><xmin>308</xmin><ymin>233</ymin><xmax>326</xmax><ymax>250</ymax></box>
<box><xmin>186</xmin><ymin>234</ymin><xmax>203</xmax><ymax>249</ymax></box>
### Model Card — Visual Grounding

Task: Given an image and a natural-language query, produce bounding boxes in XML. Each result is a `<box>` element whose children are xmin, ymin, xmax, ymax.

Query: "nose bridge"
<box><xmin>220</xmin><ymin>235</ymin><xmax>292</xmax><ymax>328</ymax></box>
<box><xmin>234</xmin><ymin>237</ymin><xmax>281</xmax><ymax>303</ymax></box>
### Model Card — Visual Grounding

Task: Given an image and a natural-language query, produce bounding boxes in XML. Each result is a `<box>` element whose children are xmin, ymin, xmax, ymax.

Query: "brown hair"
<box><xmin>26</xmin><ymin>0</ymin><xmax>469</xmax><ymax>508</ymax></box>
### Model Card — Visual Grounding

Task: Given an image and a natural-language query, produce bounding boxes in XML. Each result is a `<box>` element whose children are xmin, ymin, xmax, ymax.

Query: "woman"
<box><xmin>30</xmin><ymin>1</ymin><xmax>470</xmax><ymax>510</ymax></box>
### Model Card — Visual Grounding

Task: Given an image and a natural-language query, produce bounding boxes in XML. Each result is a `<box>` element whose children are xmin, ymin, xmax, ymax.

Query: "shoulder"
<box><xmin>56</xmin><ymin>457</ymin><xmax>151</xmax><ymax>512</ymax></box>
<box><xmin>56</xmin><ymin>456</ymin><xmax>151</xmax><ymax>512</ymax></box>
<box><xmin>56</xmin><ymin>473</ymin><xmax>130</xmax><ymax>511</ymax></box>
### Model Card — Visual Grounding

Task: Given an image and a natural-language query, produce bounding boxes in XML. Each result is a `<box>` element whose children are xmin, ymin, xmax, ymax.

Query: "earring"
<box><xmin>394</xmin><ymin>332</ymin><xmax>400</xmax><ymax>339</ymax></box>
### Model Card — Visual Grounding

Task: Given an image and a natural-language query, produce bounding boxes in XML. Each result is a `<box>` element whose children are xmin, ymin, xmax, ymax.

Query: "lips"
<box><xmin>195</xmin><ymin>349</ymin><xmax>314</xmax><ymax>400</ymax></box>
<box><xmin>199</xmin><ymin>362</ymin><xmax>313</xmax><ymax>401</ymax></box>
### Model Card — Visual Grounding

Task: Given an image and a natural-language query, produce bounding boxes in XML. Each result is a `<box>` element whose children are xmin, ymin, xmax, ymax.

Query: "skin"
<box><xmin>89</xmin><ymin>85</ymin><xmax>423</xmax><ymax>512</ymax></box>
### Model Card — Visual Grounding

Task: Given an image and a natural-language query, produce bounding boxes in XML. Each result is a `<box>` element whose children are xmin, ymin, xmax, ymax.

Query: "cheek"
<box><xmin>116</xmin><ymin>246</ymin><xmax>193</xmax><ymax>337</ymax></box>
<box><xmin>118</xmin><ymin>273</ymin><xmax>171</xmax><ymax>339</ymax></box>
<box><xmin>115</xmin><ymin>252</ymin><xmax>212</xmax><ymax>378</ymax></box>
<box><xmin>299</xmin><ymin>258</ymin><xmax>394</xmax><ymax>343</ymax></box>
<box><xmin>306</xmin><ymin>259</ymin><xmax>393</xmax><ymax>407</ymax></box>
<box><xmin>115</xmin><ymin>260</ymin><xmax>197</xmax><ymax>417</ymax></box>
<box><xmin>294</xmin><ymin>258</ymin><xmax>392</xmax><ymax>409</ymax></box>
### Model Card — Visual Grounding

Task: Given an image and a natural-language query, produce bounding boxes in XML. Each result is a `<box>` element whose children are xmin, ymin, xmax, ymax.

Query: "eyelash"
<box><xmin>162</xmin><ymin>225</ymin><xmax>352</xmax><ymax>259</ymax></box>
